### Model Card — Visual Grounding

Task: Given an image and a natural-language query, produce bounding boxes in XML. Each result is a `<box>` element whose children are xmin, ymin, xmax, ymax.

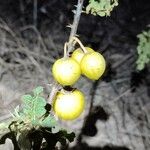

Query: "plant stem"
<box><xmin>68</xmin><ymin>0</ymin><xmax>84</xmax><ymax>53</ymax></box>
<box><xmin>48</xmin><ymin>0</ymin><xmax>84</xmax><ymax>104</ymax></box>
<box><xmin>48</xmin><ymin>82</ymin><xmax>60</xmax><ymax>104</ymax></box>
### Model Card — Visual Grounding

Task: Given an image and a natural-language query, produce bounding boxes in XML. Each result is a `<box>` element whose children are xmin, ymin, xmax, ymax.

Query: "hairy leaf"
<box><xmin>39</xmin><ymin>115</ymin><xmax>56</xmax><ymax>128</ymax></box>
<box><xmin>86</xmin><ymin>0</ymin><xmax>118</xmax><ymax>17</ymax></box>
<box><xmin>20</xmin><ymin>86</ymin><xmax>56</xmax><ymax>128</ymax></box>
<box><xmin>33</xmin><ymin>86</ymin><xmax>44</xmax><ymax>96</ymax></box>
<box><xmin>22</xmin><ymin>94</ymin><xmax>33</xmax><ymax>105</ymax></box>
<box><xmin>136</xmin><ymin>30</ymin><xmax>150</xmax><ymax>70</ymax></box>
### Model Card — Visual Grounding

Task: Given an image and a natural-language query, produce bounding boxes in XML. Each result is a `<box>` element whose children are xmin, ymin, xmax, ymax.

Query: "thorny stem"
<box><xmin>68</xmin><ymin>0</ymin><xmax>85</xmax><ymax>54</ymax></box>
<box><xmin>48</xmin><ymin>0</ymin><xmax>84</xmax><ymax>104</ymax></box>
<box><xmin>48</xmin><ymin>83</ymin><xmax>60</xmax><ymax>104</ymax></box>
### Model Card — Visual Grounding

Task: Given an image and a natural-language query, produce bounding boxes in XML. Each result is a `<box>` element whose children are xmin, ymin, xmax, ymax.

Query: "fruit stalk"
<box><xmin>71</xmin><ymin>37</ymin><xmax>87</xmax><ymax>53</ymax></box>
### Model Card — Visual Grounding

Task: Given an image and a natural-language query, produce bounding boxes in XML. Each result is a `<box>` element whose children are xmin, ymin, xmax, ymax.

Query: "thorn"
<box><xmin>40</xmin><ymin>7</ymin><xmax>47</xmax><ymax>14</ymax></box>
<box><xmin>66</xmin><ymin>24</ymin><xmax>73</xmax><ymax>28</ymax></box>
<box><xmin>72</xmin><ymin>10</ymin><xmax>76</xmax><ymax>14</ymax></box>
<box><xmin>47</xmin><ymin>83</ymin><xmax>53</xmax><ymax>87</ymax></box>
<box><xmin>75</xmin><ymin>34</ymin><xmax>79</xmax><ymax>37</ymax></box>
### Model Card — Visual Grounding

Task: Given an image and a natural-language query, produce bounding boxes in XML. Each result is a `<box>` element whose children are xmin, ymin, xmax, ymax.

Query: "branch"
<box><xmin>68</xmin><ymin>0</ymin><xmax>84</xmax><ymax>53</ymax></box>
<box><xmin>48</xmin><ymin>0</ymin><xmax>84</xmax><ymax>104</ymax></box>
<box><xmin>48</xmin><ymin>83</ymin><xmax>60</xmax><ymax>104</ymax></box>
<box><xmin>69</xmin><ymin>0</ymin><xmax>84</xmax><ymax>40</ymax></box>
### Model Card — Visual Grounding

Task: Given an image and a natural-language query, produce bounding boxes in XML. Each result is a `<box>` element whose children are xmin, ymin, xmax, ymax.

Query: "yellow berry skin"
<box><xmin>71</xmin><ymin>47</ymin><xmax>94</xmax><ymax>64</ymax></box>
<box><xmin>81</xmin><ymin>52</ymin><xmax>106</xmax><ymax>80</ymax></box>
<box><xmin>53</xmin><ymin>89</ymin><xmax>85</xmax><ymax>120</ymax></box>
<box><xmin>52</xmin><ymin>58</ymin><xmax>81</xmax><ymax>86</ymax></box>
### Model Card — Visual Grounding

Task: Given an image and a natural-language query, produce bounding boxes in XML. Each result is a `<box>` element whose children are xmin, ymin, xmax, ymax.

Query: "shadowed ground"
<box><xmin>0</xmin><ymin>0</ymin><xmax>150</xmax><ymax>149</ymax></box>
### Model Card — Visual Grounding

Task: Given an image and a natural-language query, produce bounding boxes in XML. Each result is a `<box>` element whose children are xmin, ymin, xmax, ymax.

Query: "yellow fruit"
<box><xmin>53</xmin><ymin>89</ymin><xmax>85</xmax><ymax>120</ymax></box>
<box><xmin>52</xmin><ymin>58</ymin><xmax>81</xmax><ymax>86</ymax></box>
<box><xmin>81</xmin><ymin>52</ymin><xmax>106</xmax><ymax>80</ymax></box>
<box><xmin>71</xmin><ymin>47</ymin><xmax>94</xmax><ymax>64</ymax></box>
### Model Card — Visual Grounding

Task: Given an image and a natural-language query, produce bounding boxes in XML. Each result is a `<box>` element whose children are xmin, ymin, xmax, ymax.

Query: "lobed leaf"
<box><xmin>40</xmin><ymin>116</ymin><xmax>56</xmax><ymax>128</ymax></box>
<box><xmin>136</xmin><ymin>29</ymin><xmax>150</xmax><ymax>70</ymax></box>
<box><xmin>86</xmin><ymin>0</ymin><xmax>118</xmax><ymax>17</ymax></box>
<box><xmin>33</xmin><ymin>86</ymin><xmax>44</xmax><ymax>96</ymax></box>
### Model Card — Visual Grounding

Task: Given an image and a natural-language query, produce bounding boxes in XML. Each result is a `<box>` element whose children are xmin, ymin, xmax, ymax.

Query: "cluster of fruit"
<box><xmin>51</xmin><ymin>38</ymin><xmax>106</xmax><ymax>120</ymax></box>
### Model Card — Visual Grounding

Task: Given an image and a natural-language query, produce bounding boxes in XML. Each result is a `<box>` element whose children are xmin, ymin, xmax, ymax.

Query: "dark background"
<box><xmin>0</xmin><ymin>0</ymin><xmax>150</xmax><ymax>150</ymax></box>
<box><xmin>0</xmin><ymin>0</ymin><xmax>150</xmax><ymax>56</ymax></box>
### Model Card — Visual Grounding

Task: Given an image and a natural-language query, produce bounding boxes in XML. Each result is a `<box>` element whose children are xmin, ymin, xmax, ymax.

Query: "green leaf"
<box><xmin>136</xmin><ymin>29</ymin><xmax>150</xmax><ymax>70</ymax></box>
<box><xmin>33</xmin><ymin>97</ymin><xmax>47</xmax><ymax>116</ymax></box>
<box><xmin>22</xmin><ymin>94</ymin><xmax>33</xmax><ymax>106</ymax></box>
<box><xmin>20</xmin><ymin>86</ymin><xmax>49</xmax><ymax>127</ymax></box>
<box><xmin>86</xmin><ymin>0</ymin><xmax>118</xmax><ymax>17</ymax></box>
<box><xmin>7</xmin><ymin>86</ymin><xmax>57</xmax><ymax>130</ymax></box>
<box><xmin>33</xmin><ymin>86</ymin><xmax>43</xmax><ymax>96</ymax></box>
<box><xmin>40</xmin><ymin>116</ymin><xmax>56</xmax><ymax>128</ymax></box>
<box><xmin>23</xmin><ymin>96</ymin><xmax>46</xmax><ymax>120</ymax></box>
